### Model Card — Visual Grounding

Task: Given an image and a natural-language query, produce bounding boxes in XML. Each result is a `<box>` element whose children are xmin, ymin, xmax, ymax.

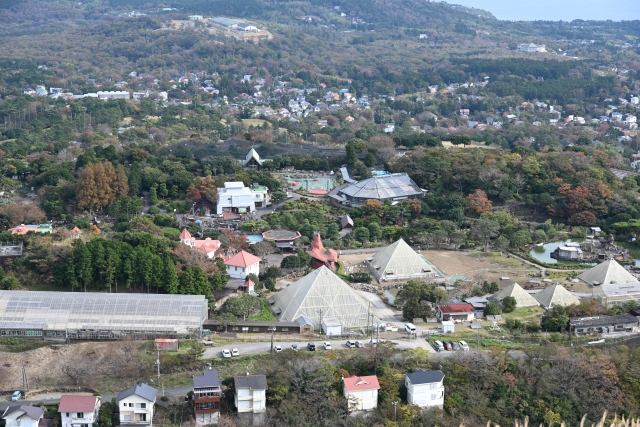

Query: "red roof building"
<box><xmin>179</xmin><ymin>228</ymin><xmax>220</xmax><ymax>259</ymax></box>
<box><xmin>342</xmin><ymin>375</ymin><xmax>380</xmax><ymax>412</ymax></box>
<box><xmin>58</xmin><ymin>395</ymin><xmax>101</xmax><ymax>424</ymax></box>
<box><xmin>436</xmin><ymin>303</ymin><xmax>475</xmax><ymax>322</ymax></box>
<box><xmin>307</xmin><ymin>232</ymin><xmax>338</xmax><ymax>270</ymax></box>
<box><xmin>224</xmin><ymin>250</ymin><xmax>261</xmax><ymax>279</ymax></box>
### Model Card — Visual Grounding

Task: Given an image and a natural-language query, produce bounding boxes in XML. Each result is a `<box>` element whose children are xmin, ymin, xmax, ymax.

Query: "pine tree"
<box><xmin>114</xmin><ymin>164</ymin><xmax>130</xmax><ymax>197</ymax></box>
<box><xmin>76</xmin><ymin>164</ymin><xmax>98</xmax><ymax>211</ymax></box>
<box><xmin>163</xmin><ymin>255</ymin><xmax>179</xmax><ymax>294</ymax></box>
<box><xmin>158</xmin><ymin>182</ymin><xmax>168</xmax><ymax>199</ymax></box>
<box><xmin>149</xmin><ymin>184</ymin><xmax>159</xmax><ymax>205</ymax></box>
<box><xmin>72</xmin><ymin>241</ymin><xmax>93</xmax><ymax>292</ymax></box>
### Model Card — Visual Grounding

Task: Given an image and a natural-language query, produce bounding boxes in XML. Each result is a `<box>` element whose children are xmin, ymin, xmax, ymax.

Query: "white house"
<box><xmin>224</xmin><ymin>250</ymin><xmax>261</xmax><ymax>279</ymax></box>
<box><xmin>405</xmin><ymin>369</ymin><xmax>445</xmax><ymax>409</ymax></box>
<box><xmin>234</xmin><ymin>373</ymin><xmax>268</xmax><ymax>413</ymax></box>
<box><xmin>2</xmin><ymin>405</ymin><xmax>45</xmax><ymax>427</ymax></box>
<box><xmin>59</xmin><ymin>396</ymin><xmax>101</xmax><ymax>427</ymax></box>
<box><xmin>116</xmin><ymin>383</ymin><xmax>157</xmax><ymax>427</ymax></box>
<box><xmin>216</xmin><ymin>182</ymin><xmax>256</xmax><ymax>215</ymax></box>
<box><xmin>343</xmin><ymin>375</ymin><xmax>380</xmax><ymax>412</ymax></box>
<box><xmin>250</xmin><ymin>185</ymin><xmax>270</xmax><ymax>208</ymax></box>
<box><xmin>179</xmin><ymin>228</ymin><xmax>220</xmax><ymax>259</ymax></box>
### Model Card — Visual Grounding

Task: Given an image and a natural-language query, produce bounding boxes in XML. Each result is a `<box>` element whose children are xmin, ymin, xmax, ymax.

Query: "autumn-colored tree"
<box><xmin>568</xmin><ymin>211</ymin><xmax>597</xmax><ymax>226</ymax></box>
<box><xmin>186</xmin><ymin>176</ymin><xmax>218</xmax><ymax>205</ymax></box>
<box><xmin>558</xmin><ymin>184</ymin><xmax>591</xmax><ymax>216</ymax></box>
<box><xmin>0</xmin><ymin>203</ymin><xmax>46</xmax><ymax>227</ymax></box>
<box><xmin>89</xmin><ymin>224</ymin><xmax>101</xmax><ymax>235</ymax></box>
<box><xmin>362</xmin><ymin>199</ymin><xmax>383</xmax><ymax>216</ymax></box>
<box><xmin>466</xmin><ymin>189</ymin><xmax>493</xmax><ymax>214</ymax></box>
<box><xmin>76</xmin><ymin>164</ymin><xmax>98</xmax><ymax>211</ymax></box>
<box><xmin>219</xmin><ymin>229</ymin><xmax>249</xmax><ymax>255</ymax></box>
<box><xmin>94</xmin><ymin>162</ymin><xmax>116</xmax><ymax>210</ymax></box>
<box><xmin>76</xmin><ymin>161</ymin><xmax>121</xmax><ymax>212</ymax></box>
<box><xmin>186</xmin><ymin>184</ymin><xmax>202</xmax><ymax>202</ymax></box>
<box><xmin>407</xmin><ymin>199</ymin><xmax>422</xmax><ymax>216</ymax></box>
<box><xmin>114</xmin><ymin>164</ymin><xmax>129</xmax><ymax>197</ymax></box>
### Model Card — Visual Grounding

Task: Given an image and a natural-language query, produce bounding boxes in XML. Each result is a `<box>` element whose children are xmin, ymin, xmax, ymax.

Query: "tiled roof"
<box><xmin>437</xmin><ymin>303</ymin><xmax>475</xmax><ymax>314</ymax></box>
<box><xmin>406</xmin><ymin>369</ymin><xmax>445</xmax><ymax>385</ymax></box>
<box><xmin>3</xmin><ymin>405</ymin><xmax>45</xmax><ymax>420</ymax></box>
<box><xmin>343</xmin><ymin>375</ymin><xmax>380</xmax><ymax>392</ymax></box>
<box><xmin>193</xmin><ymin>238</ymin><xmax>220</xmax><ymax>254</ymax></box>
<box><xmin>58</xmin><ymin>396</ymin><xmax>99</xmax><ymax>413</ymax></box>
<box><xmin>224</xmin><ymin>250</ymin><xmax>261</xmax><ymax>268</ymax></box>
<box><xmin>179</xmin><ymin>228</ymin><xmax>192</xmax><ymax>240</ymax></box>
<box><xmin>234</xmin><ymin>373</ymin><xmax>268</xmax><ymax>390</ymax></box>
<box><xmin>116</xmin><ymin>383</ymin><xmax>157</xmax><ymax>403</ymax></box>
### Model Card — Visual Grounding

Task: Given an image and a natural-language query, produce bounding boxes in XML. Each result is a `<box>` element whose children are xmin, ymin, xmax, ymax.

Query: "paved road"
<box><xmin>204</xmin><ymin>337</ymin><xmax>434</xmax><ymax>358</ymax></box>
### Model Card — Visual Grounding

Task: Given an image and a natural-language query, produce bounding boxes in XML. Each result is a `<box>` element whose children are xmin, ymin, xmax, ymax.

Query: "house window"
<box><xmin>140</xmin><ymin>403</ymin><xmax>146</xmax><ymax>409</ymax></box>
<box><xmin>430</xmin><ymin>383</ymin><xmax>437</xmax><ymax>390</ymax></box>
<box><xmin>66</xmin><ymin>413</ymin><xmax>70</xmax><ymax>417</ymax></box>
<box><xmin>77</xmin><ymin>413</ymin><xmax>84</xmax><ymax>418</ymax></box>
<box><xmin>139</xmin><ymin>414</ymin><xmax>147</xmax><ymax>422</ymax></box>
<box><xmin>129</xmin><ymin>403</ymin><xmax>134</xmax><ymax>407</ymax></box>
<box><xmin>235</xmin><ymin>267</ymin><xmax>238</xmax><ymax>271</ymax></box>
<box><xmin>122</xmin><ymin>415</ymin><xmax>132</xmax><ymax>421</ymax></box>
<box><xmin>431</xmin><ymin>394</ymin><xmax>439</xmax><ymax>400</ymax></box>
<box><xmin>282</xmin><ymin>328</ymin><xmax>288</xmax><ymax>332</ymax></box>
<box><xmin>242</xmin><ymin>327</ymin><xmax>249</xmax><ymax>332</ymax></box>
<box><xmin>253</xmin><ymin>327</ymin><xmax>260</xmax><ymax>331</ymax></box>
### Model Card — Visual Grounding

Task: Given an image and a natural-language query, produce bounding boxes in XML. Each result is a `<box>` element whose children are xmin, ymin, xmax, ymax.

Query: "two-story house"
<box><xmin>405</xmin><ymin>369</ymin><xmax>445</xmax><ymax>409</ymax></box>
<box><xmin>193</xmin><ymin>369</ymin><xmax>222</xmax><ymax>423</ymax></box>
<box><xmin>116</xmin><ymin>383</ymin><xmax>157</xmax><ymax>427</ymax></box>
<box><xmin>234</xmin><ymin>373</ymin><xmax>268</xmax><ymax>414</ymax></box>
<box><xmin>58</xmin><ymin>396</ymin><xmax>101</xmax><ymax>427</ymax></box>
<box><xmin>224</xmin><ymin>250</ymin><xmax>261</xmax><ymax>280</ymax></box>
<box><xmin>343</xmin><ymin>375</ymin><xmax>380</xmax><ymax>412</ymax></box>
<box><xmin>2</xmin><ymin>405</ymin><xmax>45</xmax><ymax>427</ymax></box>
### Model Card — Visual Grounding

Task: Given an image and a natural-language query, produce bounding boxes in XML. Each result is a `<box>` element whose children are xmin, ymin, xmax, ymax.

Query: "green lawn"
<box><xmin>248</xmin><ymin>299</ymin><xmax>276</xmax><ymax>321</ymax></box>
<box><xmin>502</xmin><ymin>306</ymin><xmax>545</xmax><ymax>323</ymax></box>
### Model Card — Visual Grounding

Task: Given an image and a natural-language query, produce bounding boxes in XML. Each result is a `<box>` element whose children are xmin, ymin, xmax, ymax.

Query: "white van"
<box><xmin>405</xmin><ymin>323</ymin><xmax>417</xmax><ymax>334</ymax></box>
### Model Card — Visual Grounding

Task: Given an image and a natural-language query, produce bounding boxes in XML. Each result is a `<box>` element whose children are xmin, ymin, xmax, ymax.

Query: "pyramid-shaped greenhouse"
<box><xmin>577</xmin><ymin>259</ymin><xmax>636</xmax><ymax>286</ymax></box>
<box><xmin>270</xmin><ymin>266</ymin><xmax>371</xmax><ymax>329</ymax></box>
<box><xmin>490</xmin><ymin>283</ymin><xmax>539</xmax><ymax>308</ymax></box>
<box><xmin>534</xmin><ymin>284</ymin><xmax>580</xmax><ymax>309</ymax></box>
<box><xmin>366</xmin><ymin>238</ymin><xmax>439</xmax><ymax>282</ymax></box>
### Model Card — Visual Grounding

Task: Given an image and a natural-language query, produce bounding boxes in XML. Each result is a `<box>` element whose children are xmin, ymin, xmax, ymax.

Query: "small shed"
<box><xmin>558</xmin><ymin>246</ymin><xmax>583</xmax><ymax>260</ymax></box>
<box><xmin>322</xmin><ymin>317</ymin><xmax>343</xmax><ymax>336</ymax></box>
<box><xmin>155</xmin><ymin>338</ymin><xmax>178</xmax><ymax>351</ymax></box>
<box><xmin>441</xmin><ymin>320</ymin><xmax>455</xmax><ymax>334</ymax></box>
<box><xmin>296</xmin><ymin>315</ymin><xmax>315</xmax><ymax>333</ymax></box>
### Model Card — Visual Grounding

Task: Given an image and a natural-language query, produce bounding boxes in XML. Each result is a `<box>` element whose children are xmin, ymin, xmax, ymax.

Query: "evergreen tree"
<box><xmin>163</xmin><ymin>255</ymin><xmax>179</xmax><ymax>294</ymax></box>
<box><xmin>149</xmin><ymin>184</ymin><xmax>159</xmax><ymax>205</ymax></box>
<box><xmin>158</xmin><ymin>182</ymin><xmax>168</xmax><ymax>199</ymax></box>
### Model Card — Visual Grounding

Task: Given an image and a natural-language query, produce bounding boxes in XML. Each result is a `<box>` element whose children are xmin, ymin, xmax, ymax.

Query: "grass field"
<box><xmin>248</xmin><ymin>299</ymin><xmax>276</xmax><ymax>321</ymax></box>
<box><xmin>502</xmin><ymin>306</ymin><xmax>545</xmax><ymax>323</ymax></box>
<box><xmin>242</xmin><ymin>119</ymin><xmax>268</xmax><ymax>127</ymax></box>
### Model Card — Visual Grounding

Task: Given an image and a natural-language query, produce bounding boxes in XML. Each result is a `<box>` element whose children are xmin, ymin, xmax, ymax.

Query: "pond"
<box><xmin>528</xmin><ymin>238</ymin><xmax>585</xmax><ymax>264</ymax></box>
<box><xmin>615</xmin><ymin>241</ymin><xmax>640</xmax><ymax>267</ymax></box>
<box><xmin>246</xmin><ymin>234</ymin><xmax>264</xmax><ymax>244</ymax></box>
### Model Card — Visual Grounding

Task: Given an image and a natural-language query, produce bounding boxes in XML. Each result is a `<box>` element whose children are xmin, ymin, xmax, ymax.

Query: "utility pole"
<box><xmin>21</xmin><ymin>360</ymin><xmax>29</xmax><ymax>396</ymax></box>
<box><xmin>269</xmin><ymin>325</ymin><xmax>276</xmax><ymax>354</ymax></box>
<box><xmin>392</xmin><ymin>401</ymin><xmax>397</xmax><ymax>422</ymax></box>
<box><xmin>317</xmin><ymin>309</ymin><xmax>323</xmax><ymax>335</ymax></box>
<box><xmin>156</xmin><ymin>350</ymin><xmax>160</xmax><ymax>385</ymax></box>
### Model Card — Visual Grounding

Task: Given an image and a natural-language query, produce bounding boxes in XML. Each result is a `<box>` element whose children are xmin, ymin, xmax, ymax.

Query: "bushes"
<box><xmin>348</xmin><ymin>272</ymin><xmax>372</xmax><ymax>283</ymax></box>
<box><xmin>148</xmin><ymin>206</ymin><xmax>159</xmax><ymax>214</ymax></box>
<box><xmin>484</xmin><ymin>301</ymin><xmax>501</xmax><ymax>316</ymax></box>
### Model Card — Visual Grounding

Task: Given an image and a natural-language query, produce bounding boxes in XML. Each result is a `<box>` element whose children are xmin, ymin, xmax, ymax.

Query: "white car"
<box><xmin>11</xmin><ymin>391</ymin><xmax>21</xmax><ymax>401</ymax></box>
<box><xmin>323</xmin><ymin>342</ymin><xmax>332</xmax><ymax>350</ymax></box>
<box><xmin>385</xmin><ymin>324</ymin><xmax>398</xmax><ymax>332</ymax></box>
<box><xmin>459</xmin><ymin>340</ymin><xmax>470</xmax><ymax>351</ymax></box>
<box><xmin>231</xmin><ymin>348</ymin><xmax>240</xmax><ymax>357</ymax></box>
<box><xmin>221</xmin><ymin>349</ymin><xmax>231</xmax><ymax>358</ymax></box>
<box><xmin>274</xmin><ymin>345</ymin><xmax>282</xmax><ymax>352</ymax></box>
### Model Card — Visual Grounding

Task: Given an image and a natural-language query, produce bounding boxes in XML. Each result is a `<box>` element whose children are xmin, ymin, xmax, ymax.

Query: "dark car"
<box><xmin>307</xmin><ymin>342</ymin><xmax>316</xmax><ymax>351</ymax></box>
<box><xmin>443</xmin><ymin>341</ymin><xmax>453</xmax><ymax>351</ymax></box>
<box><xmin>451</xmin><ymin>341</ymin><xmax>460</xmax><ymax>351</ymax></box>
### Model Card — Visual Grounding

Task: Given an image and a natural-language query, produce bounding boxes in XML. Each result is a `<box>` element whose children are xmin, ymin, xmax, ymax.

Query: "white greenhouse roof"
<box><xmin>367</xmin><ymin>239</ymin><xmax>436</xmax><ymax>281</ymax></box>
<box><xmin>0</xmin><ymin>291</ymin><xmax>207</xmax><ymax>333</ymax></box>
<box><xmin>491</xmin><ymin>283</ymin><xmax>539</xmax><ymax>308</ymax></box>
<box><xmin>271</xmin><ymin>266</ymin><xmax>372</xmax><ymax>329</ymax></box>
<box><xmin>533</xmin><ymin>284</ymin><xmax>580</xmax><ymax>309</ymax></box>
<box><xmin>577</xmin><ymin>259</ymin><xmax>637</xmax><ymax>286</ymax></box>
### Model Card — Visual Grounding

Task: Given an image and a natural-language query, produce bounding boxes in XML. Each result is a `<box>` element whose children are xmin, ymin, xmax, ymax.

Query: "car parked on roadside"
<box><xmin>459</xmin><ymin>340</ymin><xmax>470</xmax><ymax>351</ymax></box>
<box><xmin>451</xmin><ymin>341</ymin><xmax>460</xmax><ymax>351</ymax></box>
<box><xmin>221</xmin><ymin>349</ymin><xmax>231</xmax><ymax>358</ymax></box>
<box><xmin>385</xmin><ymin>324</ymin><xmax>398</xmax><ymax>332</ymax></box>
<box><xmin>355</xmin><ymin>341</ymin><xmax>363</xmax><ymax>348</ymax></box>
<box><xmin>274</xmin><ymin>345</ymin><xmax>282</xmax><ymax>352</ymax></box>
<box><xmin>432</xmin><ymin>340</ymin><xmax>444</xmax><ymax>352</ymax></box>
<box><xmin>323</xmin><ymin>342</ymin><xmax>332</xmax><ymax>350</ymax></box>
<box><xmin>443</xmin><ymin>341</ymin><xmax>452</xmax><ymax>351</ymax></box>
<box><xmin>346</xmin><ymin>340</ymin><xmax>357</xmax><ymax>348</ymax></box>
<box><xmin>307</xmin><ymin>342</ymin><xmax>316</xmax><ymax>351</ymax></box>
<box><xmin>231</xmin><ymin>348</ymin><xmax>240</xmax><ymax>356</ymax></box>
<box><xmin>291</xmin><ymin>344</ymin><xmax>298</xmax><ymax>351</ymax></box>
<box><xmin>11</xmin><ymin>391</ymin><xmax>21</xmax><ymax>401</ymax></box>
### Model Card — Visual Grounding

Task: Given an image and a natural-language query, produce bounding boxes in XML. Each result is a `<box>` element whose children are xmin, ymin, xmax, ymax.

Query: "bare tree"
<box><xmin>61</xmin><ymin>359</ymin><xmax>91</xmax><ymax>386</ymax></box>
<box><xmin>511</xmin><ymin>173</ymin><xmax>526</xmax><ymax>195</ymax></box>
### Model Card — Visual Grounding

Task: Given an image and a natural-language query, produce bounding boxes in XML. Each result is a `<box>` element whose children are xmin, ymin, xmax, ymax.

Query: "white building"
<box><xmin>321</xmin><ymin>317</ymin><xmax>342</xmax><ymax>336</ymax></box>
<box><xmin>234</xmin><ymin>373</ymin><xmax>268</xmax><ymax>413</ymax></box>
<box><xmin>216</xmin><ymin>182</ymin><xmax>255</xmax><ymax>215</ymax></box>
<box><xmin>224</xmin><ymin>250</ymin><xmax>261</xmax><ymax>279</ymax></box>
<box><xmin>59</xmin><ymin>396</ymin><xmax>101</xmax><ymax>427</ymax></box>
<box><xmin>250</xmin><ymin>184</ymin><xmax>270</xmax><ymax>208</ymax></box>
<box><xmin>405</xmin><ymin>369</ymin><xmax>445</xmax><ymax>409</ymax></box>
<box><xmin>517</xmin><ymin>43</ymin><xmax>546</xmax><ymax>52</ymax></box>
<box><xmin>2</xmin><ymin>405</ymin><xmax>45</xmax><ymax>427</ymax></box>
<box><xmin>116</xmin><ymin>383</ymin><xmax>157</xmax><ymax>427</ymax></box>
<box><xmin>343</xmin><ymin>375</ymin><xmax>380</xmax><ymax>412</ymax></box>
<box><xmin>97</xmin><ymin>91</ymin><xmax>130</xmax><ymax>101</ymax></box>
<box><xmin>179</xmin><ymin>228</ymin><xmax>220</xmax><ymax>259</ymax></box>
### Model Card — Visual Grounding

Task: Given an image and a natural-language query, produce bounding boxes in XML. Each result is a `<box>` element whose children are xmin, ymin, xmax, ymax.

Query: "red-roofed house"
<box><xmin>307</xmin><ymin>232</ymin><xmax>338</xmax><ymax>270</ymax></box>
<box><xmin>179</xmin><ymin>229</ymin><xmax>220</xmax><ymax>259</ymax></box>
<box><xmin>435</xmin><ymin>303</ymin><xmax>475</xmax><ymax>322</ymax></box>
<box><xmin>9</xmin><ymin>224</ymin><xmax>53</xmax><ymax>235</ymax></box>
<box><xmin>70</xmin><ymin>226</ymin><xmax>82</xmax><ymax>239</ymax></box>
<box><xmin>59</xmin><ymin>395</ymin><xmax>101</xmax><ymax>427</ymax></box>
<box><xmin>343</xmin><ymin>375</ymin><xmax>380</xmax><ymax>411</ymax></box>
<box><xmin>239</xmin><ymin>277</ymin><xmax>255</xmax><ymax>294</ymax></box>
<box><xmin>224</xmin><ymin>250</ymin><xmax>261</xmax><ymax>279</ymax></box>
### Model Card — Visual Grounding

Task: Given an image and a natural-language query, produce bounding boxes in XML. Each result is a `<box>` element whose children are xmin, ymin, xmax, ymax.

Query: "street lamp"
<box><xmin>392</xmin><ymin>401</ymin><xmax>398</xmax><ymax>422</ymax></box>
<box><xmin>269</xmin><ymin>325</ymin><xmax>276</xmax><ymax>354</ymax></box>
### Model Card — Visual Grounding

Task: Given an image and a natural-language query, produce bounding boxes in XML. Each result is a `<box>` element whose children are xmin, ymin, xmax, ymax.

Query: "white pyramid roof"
<box><xmin>491</xmin><ymin>283</ymin><xmax>539</xmax><ymax>308</ymax></box>
<box><xmin>534</xmin><ymin>284</ymin><xmax>580</xmax><ymax>309</ymax></box>
<box><xmin>367</xmin><ymin>239</ymin><xmax>436</xmax><ymax>281</ymax></box>
<box><xmin>577</xmin><ymin>259</ymin><xmax>636</xmax><ymax>286</ymax></box>
<box><xmin>271</xmin><ymin>266</ymin><xmax>371</xmax><ymax>328</ymax></box>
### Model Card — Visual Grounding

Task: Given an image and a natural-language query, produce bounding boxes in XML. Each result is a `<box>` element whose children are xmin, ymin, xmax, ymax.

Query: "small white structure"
<box><xmin>405</xmin><ymin>369</ymin><xmax>445</xmax><ymax>409</ymax></box>
<box><xmin>216</xmin><ymin>182</ymin><xmax>256</xmax><ymax>215</ymax></box>
<box><xmin>441</xmin><ymin>320</ymin><xmax>455</xmax><ymax>334</ymax></box>
<box><xmin>321</xmin><ymin>317</ymin><xmax>342</xmax><ymax>336</ymax></box>
<box><xmin>557</xmin><ymin>245</ymin><xmax>583</xmax><ymax>260</ymax></box>
<box><xmin>343</xmin><ymin>375</ymin><xmax>380</xmax><ymax>412</ymax></box>
<box><xmin>97</xmin><ymin>91</ymin><xmax>130</xmax><ymax>100</ymax></box>
<box><xmin>224</xmin><ymin>250</ymin><xmax>261</xmax><ymax>279</ymax></box>
<box><xmin>189</xmin><ymin>15</ymin><xmax>203</xmax><ymax>20</ymax></box>
<box><xmin>116</xmin><ymin>383</ymin><xmax>157</xmax><ymax>427</ymax></box>
<box><xmin>234</xmin><ymin>373</ymin><xmax>268</xmax><ymax>413</ymax></box>
<box><xmin>59</xmin><ymin>396</ymin><xmax>101</xmax><ymax>427</ymax></box>
<box><xmin>517</xmin><ymin>43</ymin><xmax>546</xmax><ymax>52</ymax></box>
<box><xmin>2</xmin><ymin>405</ymin><xmax>45</xmax><ymax>427</ymax></box>
<box><xmin>250</xmin><ymin>184</ymin><xmax>270</xmax><ymax>208</ymax></box>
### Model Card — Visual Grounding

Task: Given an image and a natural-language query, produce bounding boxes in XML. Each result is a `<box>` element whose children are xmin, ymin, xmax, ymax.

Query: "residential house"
<box><xmin>405</xmin><ymin>369</ymin><xmax>445</xmax><ymax>409</ymax></box>
<box><xmin>343</xmin><ymin>375</ymin><xmax>380</xmax><ymax>412</ymax></box>
<box><xmin>464</xmin><ymin>297</ymin><xmax>489</xmax><ymax>316</ymax></box>
<box><xmin>216</xmin><ymin>182</ymin><xmax>255</xmax><ymax>215</ymax></box>
<box><xmin>569</xmin><ymin>314</ymin><xmax>639</xmax><ymax>335</ymax></box>
<box><xmin>9</xmin><ymin>224</ymin><xmax>53</xmax><ymax>235</ymax></box>
<box><xmin>224</xmin><ymin>250</ymin><xmax>261</xmax><ymax>279</ymax></box>
<box><xmin>193</xmin><ymin>370</ymin><xmax>222</xmax><ymax>423</ymax></box>
<box><xmin>234</xmin><ymin>373</ymin><xmax>268</xmax><ymax>413</ymax></box>
<box><xmin>23</xmin><ymin>88</ymin><xmax>36</xmax><ymax>95</ymax></box>
<box><xmin>239</xmin><ymin>277</ymin><xmax>255</xmax><ymax>294</ymax></box>
<box><xmin>59</xmin><ymin>396</ymin><xmax>101</xmax><ymax>427</ymax></box>
<box><xmin>179</xmin><ymin>228</ymin><xmax>220</xmax><ymax>259</ymax></box>
<box><xmin>384</xmin><ymin>123</ymin><xmax>395</xmax><ymax>133</ymax></box>
<box><xmin>2</xmin><ymin>405</ymin><xmax>46</xmax><ymax>427</ymax></box>
<box><xmin>116</xmin><ymin>383</ymin><xmax>157</xmax><ymax>427</ymax></box>
<box><xmin>435</xmin><ymin>304</ymin><xmax>475</xmax><ymax>322</ymax></box>
<box><xmin>250</xmin><ymin>184</ymin><xmax>270</xmax><ymax>208</ymax></box>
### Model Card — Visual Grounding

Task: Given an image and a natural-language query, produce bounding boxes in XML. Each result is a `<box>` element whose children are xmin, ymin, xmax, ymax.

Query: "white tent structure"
<box><xmin>491</xmin><ymin>283</ymin><xmax>539</xmax><ymax>308</ymax></box>
<box><xmin>270</xmin><ymin>266</ymin><xmax>372</xmax><ymax>329</ymax></box>
<box><xmin>577</xmin><ymin>259</ymin><xmax>637</xmax><ymax>286</ymax></box>
<box><xmin>366</xmin><ymin>239</ymin><xmax>439</xmax><ymax>282</ymax></box>
<box><xmin>534</xmin><ymin>284</ymin><xmax>580</xmax><ymax>309</ymax></box>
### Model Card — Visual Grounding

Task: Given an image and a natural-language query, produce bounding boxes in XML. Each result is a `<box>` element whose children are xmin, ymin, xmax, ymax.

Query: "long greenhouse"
<box><xmin>0</xmin><ymin>290</ymin><xmax>208</xmax><ymax>340</ymax></box>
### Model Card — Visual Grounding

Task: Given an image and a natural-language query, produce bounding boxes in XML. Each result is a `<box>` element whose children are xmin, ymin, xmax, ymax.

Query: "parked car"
<box><xmin>274</xmin><ymin>345</ymin><xmax>282</xmax><ymax>352</ymax></box>
<box><xmin>291</xmin><ymin>344</ymin><xmax>298</xmax><ymax>351</ymax></box>
<box><xmin>355</xmin><ymin>341</ymin><xmax>363</xmax><ymax>348</ymax></box>
<box><xmin>385</xmin><ymin>324</ymin><xmax>398</xmax><ymax>332</ymax></box>
<box><xmin>368</xmin><ymin>339</ymin><xmax>378</xmax><ymax>347</ymax></box>
<box><xmin>443</xmin><ymin>341</ymin><xmax>452</xmax><ymax>351</ymax></box>
<box><xmin>231</xmin><ymin>348</ymin><xmax>240</xmax><ymax>357</ymax></box>
<box><xmin>323</xmin><ymin>342</ymin><xmax>332</xmax><ymax>350</ymax></box>
<box><xmin>346</xmin><ymin>340</ymin><xmax>357</xmax><ymax>348</ymax></box>
<box><xmin>307</xmin><ymin>342</ymin><xmax>316</xmax><ymax>351</ymax></box>
<box><xmin>11</xmin><ymin>391</ymin><xmax>21</xmax><ymax>401</ymax></box>
<box><xmin>459</xmin><ymin>340</ymin><xmax>470</xmax><ymax>351</ymax></box>
<box><xmin>221</xmin><ymin>349</ymin><xmax>231</xmax><ymax>358</ymax></box>
<box><xmin>451</xmin><ymin>341</ymin><xmax>460</xmax><ymax>351</ymax></box>
<box><xmin>405</xmin><ymin>323</ymin><xmax>417</xmax><ymax>334</ymax></box>
<box><xmin>432</xmin><ymin>340</ymin><xmax>444</xmax><ymax>352</ymax></box>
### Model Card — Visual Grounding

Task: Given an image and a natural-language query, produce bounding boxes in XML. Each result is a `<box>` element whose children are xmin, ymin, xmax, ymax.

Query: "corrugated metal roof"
<box><xmin>577</xmin><ymin>259</ymin><xmax>637</xmax><ymax>286</ymax></box>
<box><xmin>367</xmin><ymin>239</ymin><xmax>435</xmax><ymax>281</ymax></box>
<box><xmin>490</xmin><ymin>283</ymin><xmax>539</xmax><ymax>308</ymax></box>
<box><xmin>339</xmin><ymin>173</ymin><xmax>422</xmax><ymax>201</ymax></box>
<box><xmin>116</xmin><ymin>383</ymin><xmax>157</xmax><ymax>403</ymax></box>
<box><xmin>534</xmin><ymin>284</ymin><xmax>580</xmax><ymax>309</ymax></box>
